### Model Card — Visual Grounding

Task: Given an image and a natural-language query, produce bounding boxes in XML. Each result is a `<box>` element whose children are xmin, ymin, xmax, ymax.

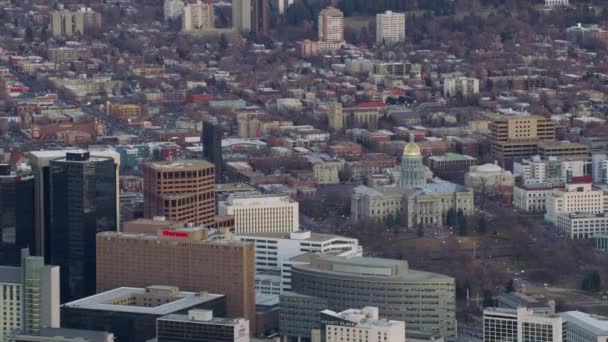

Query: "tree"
<box><xmin>25</xmin><ymin>26</ymin><xmax>33</xmax><ymax>42</ymax></box>
<box><xmin>218</xmin><ymin>33</ymin><xmax>229</xmax><ymax>51</ymax></box>
<box><xmin>477</xmin><ymin>215</ymin><xmax>487</xmax><ymax>235</ymax></box>
<box><xmin>447</xmin><ymin>208</ymin><xmax>457</xmax><ymax>226</ymax></box>
<box><xmin>581</xmin><ymin>271</ymin><xmax>601</xmax><ymax>292</ymax></box>
<box><xmin>417</xmin><ymin>224</ymin><xmax>424</xmax><ymax>237</ymax></box>
<box><xmin>482</xmin><ymin>290</ymin><xmax>495</xmax><ymax>308</ymax></box>
<box><xmin>457</xmin><ymin>209</ymin><xmax>468</xmax><ymax>236</ymax></box>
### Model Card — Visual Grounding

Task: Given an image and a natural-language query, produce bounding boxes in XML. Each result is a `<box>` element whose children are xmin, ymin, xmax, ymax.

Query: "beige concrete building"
<box><xmin>327</xmin><ymin>102</ymin><xmax>343</xmax><ymax>131</ymax></box>
<box><xmin>182</xmin><ymin>1</ymin><xmax>214</xmax><ymax>32</ymax></box>
<box><xmin>537</xmin><ymin>141</ymin><xmax>589</xmax><ymax>160</ymax></box>
<box><xmin>96</xmin><ymin>228</ymin><xmax>256</xmax><ymax>327</ymax></box>
<box><xmin>318</xmin><ymin>7</ymin><xmax>344</xmax><ymax>43</ymax></box>
<box><xmin>51</xmin><ymin>8</ymin><xmax>100</xmax><ymax>38</ymax></box>
<box><xmin>490</xmin><ymin>115</ymin><xmax>556</xmax><ymax>166</ymax></box>
<box><xmin>142</xmin><ymin>160</ymin><xmax>215</xmax><ymax>226</ymax></box>
<box><xmin>313</xmin><ymin>161</ymin><xmax>341</xmax><ymax>184</ymax></box>
<box><xmin>219</xmin><ymin>193</ymin><xmax>299</xmax><ymax>234</ymax></box>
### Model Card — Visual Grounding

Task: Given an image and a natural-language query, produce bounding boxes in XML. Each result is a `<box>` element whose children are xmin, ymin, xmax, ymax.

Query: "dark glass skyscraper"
<box><xmin>0</xmin><ymin>164</ymin><xmax>36</xmax><ymax>266</ymax></box>
<box><xmin>202</xmin><ymin>117</ymin><xmax>223</xmax><ymax>183</ymax></box>
<box><xmin>48</xmin><ymin>151</ymin><xmax>117</xmax><ymax>302</ymax></box>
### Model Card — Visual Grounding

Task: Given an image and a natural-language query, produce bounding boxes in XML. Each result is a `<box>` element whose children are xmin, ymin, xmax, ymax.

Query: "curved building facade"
<box><xmin>287</xmin><ymin>255</ymin><xmax>456</xmax><ymax>341</ymax></box>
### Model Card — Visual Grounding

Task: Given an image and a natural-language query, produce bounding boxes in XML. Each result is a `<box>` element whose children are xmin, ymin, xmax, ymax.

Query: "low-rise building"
<box><xmin>554</xmin><ymin>212</ymin><xmax>608</xmax><ymax>239</ymax></box>
<box><xmin>313</xmin><ymin>307</ymin><xmax>406</xmax><ymax>342</ymax></box>
<box><xmin>465</xmin><ymin>163</ymin><xmax>514</xmax><ymax>197</ymax></box>
<box><xmin>427</xmin><ymin>153</ymin><xmax>477</xmax><ymax>184</ymax></box>
<box><xmin>483</xmin><ymin>307</ymin><xmax>564</xmax><ymax>342</ymax></box>
<box><xmin>157</xmin><ymin>309</ymin><xmax>250</xmax><ymax>342</ymax></box>
<box><xmin>61</xmin><ymin>286</ymin><xmax>226</xmax><ymax>342</ymax></box>
<box><xmin>512</xmin><ymin>183</ymin><xmax>561</xmax><ymax>213</ymax></box>
<box><xmin>560</xmin><ymin>311</ymin><xmax>608</xmax><ymax>342</ymax></box>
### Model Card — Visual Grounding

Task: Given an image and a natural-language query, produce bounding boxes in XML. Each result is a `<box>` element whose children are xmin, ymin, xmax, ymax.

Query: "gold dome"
<box><xmin>403</xmin><ymin>142</ymin><xmax>421</xmax><ymax>156</ymax></box>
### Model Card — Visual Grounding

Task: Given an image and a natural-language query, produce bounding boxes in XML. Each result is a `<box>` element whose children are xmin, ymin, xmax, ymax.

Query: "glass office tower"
<box><xmin>0</xmin><ymin>164</ymin><xmax>36</xmax><ymax>266</ymax></box>
<box><xmin>48</xmin><ymin>151</ymin><xmax>117</xmax><ymax>302</ymax></box>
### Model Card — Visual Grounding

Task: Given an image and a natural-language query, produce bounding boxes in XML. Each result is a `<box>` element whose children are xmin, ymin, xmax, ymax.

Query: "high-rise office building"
<box><xmin>0</xmin><ymin>165</ymin><xmax>35</xmax><ymax>266</ymax></box>
<box><xmin>219</xmin><ymin>193</ymin><xmax>299</xmax><ymax>234</ymax></box>
<box><xmin>489</xmin><ymin>115</ymin><xmax>556</xmax><ymax>167</ymax></box>
<box><xmin>483</xmin><ymin>307</ymin><xmax>564</xmax><ymax>342</ymax></box>
<box><xmin>202</xmin><ymin>117</ymin><xmax>223</xmax><ymax>183</ymax></box>
<box><xmin>182</xmin><ymin>1</ymin><xmax>214</xmax><ymax>32</ymax></box>
<box><xmin>252</xmin><ymin>0</ymin><xmax>269</xmax><ymax>35</ymax></box>
<box><xmin>47</xmin><ymin>151</ymin><xmax>117</xmax><ymax>303</ymax></box>
<box><xmin>61</xmin><ymin>286</ymin><xmax>225</xmax><ymax>342</ymax></box>
<box><xmin>232</xmin><ymin>0</ymin><xmax>251</xmax><ymax>33</ymax></box>
<box><xmin>164</xmin><ymin>0</ymin><xmax>184</xmax><ymax>22</ymax></box>
<box><xmin>142</xmin><ymin>160</ymin><xmax>215</xmax><ymax>226</ymax></box>
<box><xmin>281</xmin><ymin>254</ymin><xmax>456</xmax><ymax>341</ymax></box>
<box><xmin>96</xmin><ymin>228</ymin><xmax>256</xmax><ymax>328</ymax></box>
<box><xmin>28</xmin><ymin>149</ymin><xmax>120</xmax><ymax>261</ymax></box>
<box><xmin>0</xmin><ymin>249</ymin><xmax>59</xmax><ymax>341</ymax></box>
<box><xmin>376</xmin><ymin>11</ymin><xmax>406</xmax><ymax>44</ymax></box>
<box><xmin>157</xmin><ymin>309</ymin><xmax>250</xmax><ymax>342</ymax></box>
<box><xmin>318</xmin><ymin>7</ymin><xmax>344</xmax><ymax>43</ymax></box>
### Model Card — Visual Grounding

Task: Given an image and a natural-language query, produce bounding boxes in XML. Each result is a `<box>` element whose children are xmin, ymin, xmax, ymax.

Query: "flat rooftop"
<box><xmin>237</xmin><ymin>231</ymin><xmax>355</xmax><ymax>243</ymax></box>
<box><xmin>62</xmin><ymin>286</ymin><xmax>224</xmax><ymax>315</ymax></box>
<box><xmin>144</xmin><ymin>159</ymin><xmax>214</xmax><ymax>169</ymax></box>
<box><xmin>0</xmin><ymin>266</ymin><xmax>21</xmax><ymax>284</ymax></box>
<box><xmin>560</xmin><ymin>311</ymin><xmax>608</xmax><ymax>335</ymax></box>
<box><xmin>293</xmin><ymin>254</ymin><xmax>453</xmax><ymax>282</ymax></box>
<box><xmin>158</xmin><ymin>312</ymin><xmax>245</xmax><ymax>326</ymax></box>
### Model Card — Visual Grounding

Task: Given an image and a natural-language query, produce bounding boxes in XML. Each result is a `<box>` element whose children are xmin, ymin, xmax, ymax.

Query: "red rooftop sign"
<box><xmin>162</xmin><ymin>230</ymin><xmax>189</xmax><ymax>238</ymax></box>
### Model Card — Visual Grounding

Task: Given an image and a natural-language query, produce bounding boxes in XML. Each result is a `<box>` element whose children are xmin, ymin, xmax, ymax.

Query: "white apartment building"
<box><xmin>314</xmin><ymin>307</ymin><xmax>406</xmax><ymax>342</ymax></box>
<box><xmin>555</xmin><ymin>212</ymin><xmax>608</xmax><ymax>239</ymax></box>
<box><xmin>443</xmin><ymin>77</ymin><xmax>480</xmax><ymax>97</ymax></box>
<box><xmin>515</xmin><ymin>156</ymin><xmax>547</xmax><ymax>184</ymax></box>
<box><xmin>483</xmin><ymin>307</ymin><xmax>564</xmax><ymax>342</ymax></box>
<box><xmin>546</xmin><ymin>0</ymin><xmax>569</xmax><ymax>7</ymax></box>
<box><xmin>560</xmin><ymin>311</ymin><xmax>608</xmax><ymax>342</ymax></box>
<box><xmin>376</xmin><ymin>11</ymin><xmax>406</xmax><ymax>44</ymax></box>
<box><xmin>163</xmin><ymin>0</ymin><xmax>184</xmax><ymax>22</ymax></box>
<box><xmin>182</xmin><ymin>1</ymin><xmax>214</xmax><ymax>31</ymax></box>
<box><xmin>237</xmin><ymin>231</ymin><xmax>361</xmax><ymax>292</ymax></box>
<box><xmin>219</xmin><ymin>193</ymin><xmax>299</xmax><ymax>234</ymax></box>
<box><xmin>545</xmin><ymin>183</ymin><xmax>608</xmax><ymax>225</ymax></box>
<box><xmin>318</xmin><ymin>7</ymin><xmax>344</xmax><ymax>43</ymax></box>
<box><xmin>515</xmin><ymin>156</ymin><xmax>586</xmax><ymax>186</ymax></box>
